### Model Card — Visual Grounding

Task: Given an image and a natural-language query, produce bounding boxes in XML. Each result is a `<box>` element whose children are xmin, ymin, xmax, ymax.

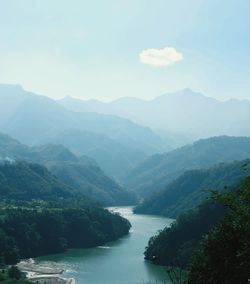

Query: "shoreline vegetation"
<box><xmin>144</xmin><ymin>176</ymin><xmax>250</xmax><ymax>283</ymax></box>
<box><xmin>0</xmin><ymin>160</ymin><xmax>131</xmax><ymax>267</ymax></box>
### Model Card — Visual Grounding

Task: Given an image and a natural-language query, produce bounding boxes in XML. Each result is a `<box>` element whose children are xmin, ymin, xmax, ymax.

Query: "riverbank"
<box><xmin>17</xmin><ymin>259</ymin><xmax>75</xmax><ymax>284</ymax></box>
<box><xmin>37</xmin><ymin>207</ymin><xmax>173</xmax><ymax>284</ymax></box>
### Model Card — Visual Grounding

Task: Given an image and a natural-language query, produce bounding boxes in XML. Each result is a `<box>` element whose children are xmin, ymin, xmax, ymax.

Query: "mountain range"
<box><xmin>134</xmin><ymin>159</ymin><xmax>250</xmax><ymax>217</ymax></box>
<box><xmin>124</xmin><ymin>136</ymin><xmax>250</xmax><ymax>198</ymax></box>
<box><xmin>59</xmin><ymin>89</ymin><xmax>250</xmax><ymax>141</ymax></box>
<box><xmin>0</xmin><ymin>132</ymin><xmax>135</xmax><ymax>205</ymax></box>
<box><xmin>0</xmin><ymin>84</ymin><xmax>170</xmax><ymax>179</ymax></box>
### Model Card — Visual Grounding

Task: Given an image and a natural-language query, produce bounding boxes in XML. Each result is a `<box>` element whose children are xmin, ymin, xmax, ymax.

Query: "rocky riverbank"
<box><xmin>17</xmin><ymin>259</ymin><xmax>75</xmax><ymax>284</ymax></box>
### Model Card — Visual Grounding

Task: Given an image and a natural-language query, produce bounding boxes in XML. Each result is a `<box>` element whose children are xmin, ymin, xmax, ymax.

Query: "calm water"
<box><xmin>38</xmin><ymin>207</ymin><xmax>173</xmax><ymax>284</ymax></box>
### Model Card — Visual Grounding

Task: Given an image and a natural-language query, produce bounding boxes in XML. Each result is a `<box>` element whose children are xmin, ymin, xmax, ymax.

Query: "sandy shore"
<box><xmin>28</xmin><ymin>275</ymin><xmax>75</xmax><ymax>284</ymax></box>
<box><xmin>17</xmin><ymin>259</ymin><xmax>75</xmax><ymax>284</ymax></box>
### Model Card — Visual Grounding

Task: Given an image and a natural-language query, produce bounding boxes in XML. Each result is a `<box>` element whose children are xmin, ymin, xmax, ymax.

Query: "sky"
<box><xmin>0</xmin><ymin>0</ymin><xmax>249</xmax><ymax>101</ymax></box>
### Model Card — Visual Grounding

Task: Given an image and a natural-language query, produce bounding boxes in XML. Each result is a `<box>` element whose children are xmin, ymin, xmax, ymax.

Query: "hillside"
<box><xmin>0</xmin><ymin>85</ymin><xmax>169</xmax><ymax>169</ymax></box>
<box><xmin>0</xmin><ymin>162</ymin><xmax>131</xmax><ymax>264</ymax></box>
<box><xmin>38</xmin><ymin>129</ymin><xmax>146</xmax><ymax>179</ymax></box>
<box><xmin>134</xmin><ymin>159</ymin><xmax>250</xmax><ymax>217</ymax></box>
<box><xmin>144</xmin><ymin>177</ymin><xmax>250</xmax><ymax>284</ymax></box>
<box><xmin>125</xmin><ymin>136</ymin><xmax>250</xmax><ymax>198</ymax></box>
<box><xmin>0</xmin><ymin>133</ymin><xmax>136</xmax><ymax>206</ymax></box>
<box><xmin>0</xmin><ymin>161</ymin><xmax>77</xmax><ymax>204</ymax></box>
<box><xmin>59</xmin><ymin>89</ymin><xmax>250</xmax><ymax>140</ymax></box>
<box><xmin>144</xmin><ymin>199</ymin><xmax>225</xmax><ymax>267</ymax></box>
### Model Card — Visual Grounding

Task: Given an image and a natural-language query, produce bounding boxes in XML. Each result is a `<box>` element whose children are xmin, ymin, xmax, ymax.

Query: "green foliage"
<box><xmin>187</xmin><ymin>177</ymin><xmax>250</xmax><ymax>284</ymax></box>
<box><xmin>46</xmin><ymin>159</ymin><xmax>136</xmax><ymax>206</ymax></box>
<box><xmin>134</xmin><ymin>159</ymin><xmax>250</xmax><ymax>217</ymax></box>
<box><xmin>39</xmin><ymin>129</ymin><xmax>147</xmax><ymax>179</ymax></box>
<box><xmin>0</xmin><ymin>161</ymin><xmax>76</xmax><ymax>203</ymax></box>
<box><xmin>0</xmin><ymin>133</ymin><xmax>136</xmax><ymax>206</ymax></box>
<box><xmin>125</xmin><ymin>136</ymin><xmax>250</xmax><ymax>198</ymax></box>
<box><xmin>7</xmin><ymin>267</ymin><xmax>22</xmax><ymax>280</ymax></box>
<box><xmin>144</xmin><ymin>200</ymin><xmax>225</xmax><ymax>268</ymax></box>
<box><xmin>0</xmin><ymin>267</ymin><xmax>30</xmax><ymax>283</ymax></box>
<box><xmin>0</xmin><ymin>160</ymin><xmax>131</xmax><ymax>267</ymax></box>
<box><xmin>0</xmin><ymin>207</ymin><xmax>131</xmax><ymax>265</ymax></box>
<box><xmin>144</xmin><ymin>176</ymin><xmax>250</xmax><ymax>284</ymax></box>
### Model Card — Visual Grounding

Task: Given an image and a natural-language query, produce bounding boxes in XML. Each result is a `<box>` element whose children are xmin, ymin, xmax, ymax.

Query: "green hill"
<box><xmin>39</xmin><ymin>129</ymin><xmax>146</xmax><ymax>179</ymax></box>
<box><xmin>144</xmin><ymin>176</ymin><xmax>250</xmax><ymax>284</ymax></box>
<box><xmin>125</xmin><ymin>136</ymin><xmax>250</xmax><ymax>198</ymax></box>
<box><xmin>0</xmin><ymin>84</ymin><xmax>169</xmax><ymax>180</ymax></box>
<box><xmin>0</xmin><ymin>133</ymin><xmax>136</xmax><ymax>206</ymax></box>
<box><xmin>134</xmin><ymin>159</ymin><xmax>250</xmax><ymax>217</ymax></box>
<box><xmin>0</xmin><ymin>161</ymin><xmax>78</xmax><ymax>204</ymax></box>
<box><xmin>0</xmin><ymin>161</ymin><xmax>131</xmax><ymax>265</ymax></box>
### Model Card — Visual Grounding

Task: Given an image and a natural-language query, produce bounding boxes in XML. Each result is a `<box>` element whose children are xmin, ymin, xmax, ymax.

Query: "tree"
<box><xmin>188</xmin><ymin>177</ymin><xmax>250</xmax><ymax>284</ymax></box>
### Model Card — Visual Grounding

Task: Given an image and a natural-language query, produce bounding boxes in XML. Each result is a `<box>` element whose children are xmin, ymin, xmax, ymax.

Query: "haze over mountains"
<box><xmin>0</xmin><ymin>84</ymin><xmax>170</xmax><ymax>179</ymax></box>
<box><xmin>1</xmin><ymin>84</ymin><xmax>250</xmax><ymax>284</ymax></box>
<box><xmin>0</xmin><ymin>132</ymin><xmax>136</xmax><ymax>206</ymax></box>
<box><xmin>60</xmin><ymin>89</ymin><xmax>250</xmax><ymax>140</ymax></box>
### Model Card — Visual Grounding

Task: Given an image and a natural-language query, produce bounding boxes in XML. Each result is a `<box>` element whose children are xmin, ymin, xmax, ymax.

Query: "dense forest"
<box><xmin>0</xmin><ymin>206</ymin><xmax>131</xmax><ymax>265</ymax></box>
<box><xmin>125</xmin><ymin>136</ymin><xmax>250</xmax><ymax>198</ymax></box>
<box><xmin>134</xmin><ymin>159</ymin><xmax>250</xmax><ymax>217</ymax></box>
<box><xmin>0</xmin><ymin>161</ymin><xmax>77</xmax><ymax>204</ymax></box>
<box><xmin>0</xmin><ymin>160</ymin><xmax>131</xmax><ymax>268</ymax></box>
<box><xmin>0</xmin><ymin>132</ymin><xmax>136</xmax><ymax>206</ymax></box>
<box><xmin>0</xmin><ymin>266</ymin><xmax>31</xmax><ymax>283</ymax></box>
<box><xmin>144</xmin><ymin>176</ymin><xmax>250</xmax><ymax>283</ymax></box>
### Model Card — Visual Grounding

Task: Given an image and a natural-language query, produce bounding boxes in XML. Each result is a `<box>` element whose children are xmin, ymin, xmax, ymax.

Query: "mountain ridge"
<box><xmin>59</xmin><ymin>89</ymin><xmax>250</xmax><ymax>140</ymax></box>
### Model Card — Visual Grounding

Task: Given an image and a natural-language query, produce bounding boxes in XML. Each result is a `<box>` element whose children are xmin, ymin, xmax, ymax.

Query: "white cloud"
<box><xmin>139</xmin><ymin>47</ymin><xmax>183</xmax><ymax>67</ymax></box>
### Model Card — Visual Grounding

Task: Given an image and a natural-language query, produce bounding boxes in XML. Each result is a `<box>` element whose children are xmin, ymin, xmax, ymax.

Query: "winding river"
<box><xmin>37</xmin><ymin>207</ymin><xmax>173</xmax><ymax>284</ymax></box>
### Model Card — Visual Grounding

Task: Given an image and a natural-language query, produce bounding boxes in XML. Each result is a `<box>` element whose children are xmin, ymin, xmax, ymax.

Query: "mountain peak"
<box><xmin>0</xmin><ymin>84</ymin><xmax>25</xmax><ymax>94</ymax></box>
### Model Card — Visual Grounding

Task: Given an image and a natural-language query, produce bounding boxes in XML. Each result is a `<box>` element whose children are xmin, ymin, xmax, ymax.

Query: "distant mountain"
<box><xmin>134</xmin><ymin>159</ymin><xmax>250</xmax><ymax>217</ymax></box>
<box><xmin>0</xmin><ymin>84</ymin><xmax>170</xmax><ymax>177</ymax></box>
<box><xmin>39</xmin><ymin>129</ymin><xmax>146</xmax><ymax>179</ymax></box>
<box><xmin>0</xmin><ymin>84</ymin><xmax>34</xmax><ymax>128</ymax></box>
<box><xmin>0</xmin><ymin>84</ymin><xmax>168</xmax><ymax>153</ymax></box>
<box><xmin>0</xmin><ymin>133</ymin><xmax>136</xmax><ymax>206</ymax></box>
<box><xmin>59</xmin><ymin>89</ymin><xmax>250</xmax><ymax>140</ymax></box>
<box><xmin>124</xmin><ymin>136</ymin><xmax>250</xmax><ymax>198</ymax></box>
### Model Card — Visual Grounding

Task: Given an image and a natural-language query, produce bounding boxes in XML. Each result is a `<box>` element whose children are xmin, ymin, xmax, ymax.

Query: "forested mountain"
<box><xmin>0</xmin><ymin>206</ymin><xmax>131</xmax><ymax>265</ymax></box>
<box><xmin>144</xmin><ymin>200</ymin><xmax>225</xmax><ymax>267</ymax></box>
<box><xmin>144</xmin><ymin>176</ymin><xmax>250</xmax><ymax>284</ymax></box>
<box><xmin>38</xmin><ymin>129</ymin><xmax>146</xmax><ymax>179</ymax></box>
<box><xmin>0</xmin><ymin>162</ymin><xmax>131</xmax><ymax>265</ymax></box>
<box><xmin>0</xmin><ymin>85</ymin><xmax>170</xmax><ymax>178</ymax></box>
<box><xmin>0</xmin><ymin>161</ymin><xmax>78</xmax><ymax>204</ymax></box>
<box><xmin>59</xmin><ymin>89</ymin><xmax>250</xmax><ymax>140</ymax></box>
<box><xmin>0</xmin><ymin>151</ymin><xmax>131</xmax><ymax>268</ymax></box>
<box><xmin>125</xmin><ymin>136</ymin><xmax>250</xmax><ymax>198</ymax></box>
<box><xmin>0</xmin><ymin>133</ymin><xmax>136</xmax><ymax>206</ymax></box>
<box><xmin>134</xmin><ymin>159</ymin><xmax>250</xmax><ymax>217</ymax></box>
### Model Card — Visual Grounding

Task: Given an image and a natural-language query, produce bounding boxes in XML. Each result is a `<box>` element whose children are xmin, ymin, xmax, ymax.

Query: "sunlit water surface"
<box><xmin>37</xmin><ymin>206</ymin><xmax>174</xmax><ymax>284</ymax></box>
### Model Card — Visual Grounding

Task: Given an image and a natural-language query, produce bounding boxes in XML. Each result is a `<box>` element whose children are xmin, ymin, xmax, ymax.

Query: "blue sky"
<box><xmin>0</xmin><ymin>0</ymin><xmax>249</xmax><ymax>101</ymax></box>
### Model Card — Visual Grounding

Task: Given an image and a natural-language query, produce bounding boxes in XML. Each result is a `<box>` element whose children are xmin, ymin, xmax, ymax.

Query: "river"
<box><xmin>37</xmin><ymin>206</ymin><xmax>174</xmax><ymax>284</ymax></box>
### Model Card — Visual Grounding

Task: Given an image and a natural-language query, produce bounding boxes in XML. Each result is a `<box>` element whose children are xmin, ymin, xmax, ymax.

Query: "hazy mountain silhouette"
<box><xmin>39</xmin><ymin>129</ymin><xmax>146</xmax><ymax>179</ymax></box>
<box><xmin>59</xmin><ymin>89</ymin><xmax>250</xmax><ymax>140</ymax></box>
<box><xmin>0</xmin><ymin>84</ymin><xmax>171</xmax><ymax>178</ymax></box>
